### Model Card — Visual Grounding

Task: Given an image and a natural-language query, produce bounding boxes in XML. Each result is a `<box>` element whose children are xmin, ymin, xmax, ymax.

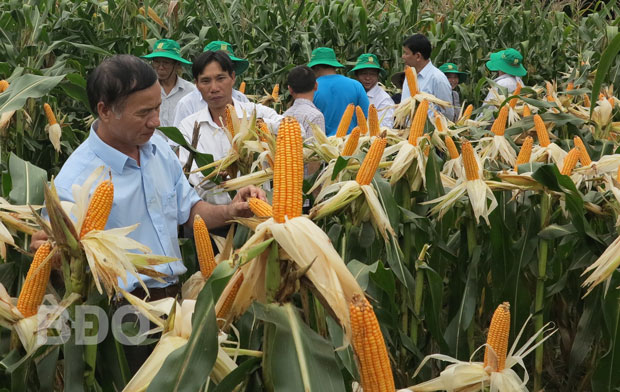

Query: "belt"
<box><xmin>131</xmin><ymin>283</ymin><xmax>181</xmax><ymax>301</ymax></box>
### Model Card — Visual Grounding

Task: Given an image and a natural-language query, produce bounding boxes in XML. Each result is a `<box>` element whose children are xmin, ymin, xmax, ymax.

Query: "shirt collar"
<box><xmin>366</xmin><ymin>84</ymin><xmax>380</xmax><ymax>98</ymax></box>
<box><xmin>418</xmin><ymin>60</ymin><xmax>434</xmax><ymax>79</ymax></box>
<box><xmin>163</xmin><ymin>77</ymin><xmax>190</xmax><ymax>96</ymax></box>
<box><xmin>195</xmin><ymin>98</ymin><xmax>243</xmax><ymax>128</ymax></box>
<box><xmin>293</xmin><ymin>98</ymin><xmax>315</xmax><ymax>106</ymax></box>
<box><xmin>494</xmin><ymin>74</ymin><xmax>517</xmax><ymax>83</ymax></box>
<box><xmin>88</xmin><ymin>121</ymin><xmax>157</xmax><ymax>174</ymax></box>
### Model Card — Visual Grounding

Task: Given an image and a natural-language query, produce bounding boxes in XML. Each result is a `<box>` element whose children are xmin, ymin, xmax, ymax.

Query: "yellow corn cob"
<box><xmin>80</xmin><ymin>180</ymin><xmax>114</xmax><ymax>238</ymax></box>
<box><xmin>514</xmin><ymin>136</ymin><xmax>533</xmax><ymax>171</ymax></box>
<box><xmin>445</xmin><ymin>136</ymin><xmax>459</xmax><ymax>160</ymax></box>
<box><xmin>256</xmin><ymin>119</ymin><xmax>271</xmax><ymax>141</ymax></box>
<box><xmin>349</xmin><ymin>294</ymin><xmax>395</xmax><ymax>392</ymax></box>
<box><xmin>239</xmin><ymin>81</ymin><xmax>246</xmax><ymax>95</ymax></box>
<box><xmin>248</xmin><ymin>197</ymin><xmax>273</xmax><ymax>217</ymax></box>
<box><xmin>490</xmin><ymin>105</ymin><xmax>509</xmax><ymax>136</ymax></box>
<box><xmin>561</xmin><ymin>148</ymin><xmax>580</xmax><ymax>175</ymax></box>
<box><xmin>193</xmin><ymin>215</ymin><xmax>216</xmax><ymax>279</ymax></box>
<box><xmin>271</xmin><ymin>84</ymin><xmax>279</xmax><ymax>100</ymax></box>
<box><xmin>509</xmin><ymin>83</ymin><xmax>522</xmax><ymax>108</ymax></box>
<box><xmin>405</xmin><ymin>66</ymin><xmax>418</xmax><ymax>96</ymax></box>
<box><xmin>355</xmin><ymin>133</ymin><xmax>387</xmax><ymax>186</ymax></box>
<box><xmin>434</xmin><ymin>112</ymin><xmax>444</xmax><ymax>133</ymax></box>
<box><xmin>0</xmin><ymin>80</ymin><xmax>9</xmax><ymax>93</ymax></box>
<box><xmin>139</xmin><ymin>6</ymin><xmax>165</xmax><ymax>28</ymax></box>
<box><xmin>356</xmin><ymin>106</ymin><xmax>368</xmax><ymax>135</ymax></box>
<box><xmin>617</xmin><ymin>164</ymin><xmax>620</xmax><ymax>183</ymax></box>
<box><xmin>483</xmin><ymin>302</ymin><xmax>511</xmax><ymax>372</ymax></box>
<box><xmin>408</xmin><ymin>100</ymin><xmax>428</xmax><ymax>146</ymax></box>
<box><xmin>272</xmin><ymin>117</ymin><xmax>304</xmax><ymax>223</ymax></box>
<box><xmin>368</xmin><ymin>104</ymin><xmax>380</xmax><ymax>136</ymax></box>
<box><xmin>256</xmin><ymin>120</ymin><xmax>275</xmax><ymax>168</ymax></box>
<box><xmin>461</xmin><ymin>104</ymin><xmax>473</xmax><ymax>122</ymax></box>
<box><xmin>566</xmin><ymin>81</ymin><xmax>574</xmax><ymax>91</ymax></box>
<box><xmin>599</xmin><ymin>92</ymin><xmax>606</xmax><ymax>100</ymax></box>
<box><xmin>342</xmin><ymin>126</ymin><xmax>361</xmax><ymax>156</ymax></box>
<box><xmin>43</xmin><ymin>103</ymin><xmax>58</xmax><ymax>126</ymax></box>
<box><xmin>573</xmin><ymin>136</ymin><xmax>592</xmax><ymax>166</ymax></box>
<box><xmin>217</xmin><ymin>272</ymin><xmax>244</xmax><ymax>320</ymax></box>
<box><xmin>225</xmin><ymin>104</ymin><xmax>236</xmax><ymax>137</ymax></box>
<box><xmin>17</xmin><ymin>242</ymin><xmax>53</xmax><ymax>318</ymax></box>
<box><xmin>336</xmin><ymin>104</ymin><xmax>355</xmax><ymax>138</ymax></box>
<box><xmin>522</xmin><ymin>105</ymin><xmax>531</xmax><ymax>117</ymax></box>
<box><xmin>583</xmin><ymin>94</ymin><xmax>591</xmax><ymax>107</ymax></box>
<box><xmin>546</xmin><ymin>81</ymin><xmax>555</xmax><ymax>102</ymax></box>
<box><xmin>462</xmin><ymin>141</ymin><xmax>479</xmax><ymax>181</ymax></box>
<box><xmin>609</xmin><ymin>97</ymin><xmax>615</xmax><ymax>107</ymax></box>
<box><xmin>533</xmin><ymin>115</ymin><xmax>550</xmax><ymax>147</ymax></box>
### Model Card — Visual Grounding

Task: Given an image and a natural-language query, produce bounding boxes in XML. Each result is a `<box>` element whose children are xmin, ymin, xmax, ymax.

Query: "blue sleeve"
<box><xmin>358</xmin><ymin>84</ymin><xmax>370</xmax><ymax>116</ymax></box>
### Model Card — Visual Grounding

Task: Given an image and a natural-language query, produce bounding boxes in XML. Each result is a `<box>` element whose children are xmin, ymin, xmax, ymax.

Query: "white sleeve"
<box><xmin>401</xmin><ymin>79</ymin><xmax>411</xmax><ymax>100</ymax></box>
<box><xmin>173</xmin><ymin>96</ymin><xmax>193</xmax><ymax>127</ymax></box>
<box><xmin>232</xmin><ymin>89</ymin><xmax>250</xmax><ymax>103</ymax></box>
<box><xmin>256</xmin><ymin>104</ymin><xmax>283</xmax><ymax>133</ymax></box>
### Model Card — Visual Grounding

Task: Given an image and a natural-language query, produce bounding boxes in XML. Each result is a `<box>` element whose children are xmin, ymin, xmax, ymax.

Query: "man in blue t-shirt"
<box><xmin>309</xmin><ymin>47</ymin><xmax>369</xmax><ymax>136</ymax></box>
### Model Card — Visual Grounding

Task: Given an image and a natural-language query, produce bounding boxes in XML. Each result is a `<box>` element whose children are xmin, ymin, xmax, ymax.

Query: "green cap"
<box><xmin>307</xmin><ymin>47</ymin><xmax>344</xmax><ymax>68</ymax></box>
<box><xmin>203</xmin><ymin>41</ymin><xmax>249</xmax><ymax>75</ymax></box>
<box><xmin>141</xmin><ymin>39</ymin><xmax>191</xmax><ymax>65</ymax></box>
<box><xmin>349</xmin><ymin>53</ymin><xmax>386</xmax><ymax>77</ymax></box>
<box><xmin>485</xmin><ymin>48</ymin><xmax>527</xmax><ymax>77</ymax></box>
<box><xmin>438</xmin><ymin>63</ymin><xmax>467</xmax><ymax>82</ymax></box>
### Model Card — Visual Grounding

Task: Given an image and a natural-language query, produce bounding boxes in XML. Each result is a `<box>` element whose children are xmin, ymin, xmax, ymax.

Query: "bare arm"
<box><xmin>185</xmin><ymin>185</ymin><xmax>267</xmax><ymax>229</ymax></box>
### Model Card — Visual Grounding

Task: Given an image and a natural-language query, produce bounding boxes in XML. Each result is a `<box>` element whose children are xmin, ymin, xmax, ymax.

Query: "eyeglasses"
<box><xmin>152</xmin><ymin>58</ymin><xmax>176</xmax><ymax>68</ymax></box>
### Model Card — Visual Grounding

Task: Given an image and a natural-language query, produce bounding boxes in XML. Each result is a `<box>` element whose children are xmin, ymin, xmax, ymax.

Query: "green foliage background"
<box><xmin>1</xmin><ymin>0</ymin><xmax>619</xmax><ymax>175</ymax></box>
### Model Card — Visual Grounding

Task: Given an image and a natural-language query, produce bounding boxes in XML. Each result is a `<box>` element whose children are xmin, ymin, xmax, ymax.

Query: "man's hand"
<box><xmin>188</xmin><ymin>186</ymin><xmax>268</xmax><ymax>229</ymax></box>
<box><xmin>30</xmin><ymin>230</ymin><xmax>49</xmax><ymax>253</ymax></box>
<box><xmin>227</xmin><ymin>185</ymin><xmax>267</xmax><ymax>218</ymax></box>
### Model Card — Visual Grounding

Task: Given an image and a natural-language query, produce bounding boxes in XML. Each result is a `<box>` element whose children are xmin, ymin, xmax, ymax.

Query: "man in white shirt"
<box><xmin>350</xmin><ymin>53</ymin><xmax>395</xmax><ymax>128</ymax></box>
<box><xmin>141</xmin><ymin>39</ymin><xmax>194</xmax><ymax>129</ymax></box>
<box><xmin>400</xmin><ymin>34</ymin><xmax>454</xmax><ymax>121</ymax></box>
<box><xmin>177</xmin><ymin>51</ymin><xmax>282</xmax><ymax>204</ymax></box>
<box><xmin>173</xmin><ymin>41</ymin><xmax>250</xmax><ymax>126</ymax></box>
<box><xmin>483</xmin><ymin>48</ymin><xmax>526</xmax><ymax>104</ymax></box>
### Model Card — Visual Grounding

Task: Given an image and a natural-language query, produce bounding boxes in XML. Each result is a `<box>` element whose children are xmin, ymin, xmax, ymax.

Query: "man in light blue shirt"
<box><xmin>401</xmin><ymin>34</ymin><xmax>454</xmax><ymax>121</ymax></box>
<box><xmin>31</xmin><ymin>55</ymin><xmax>265</xmax><ymax>295</ymax></box>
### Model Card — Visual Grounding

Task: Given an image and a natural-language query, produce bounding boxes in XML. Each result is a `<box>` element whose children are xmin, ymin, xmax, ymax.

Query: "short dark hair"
<box><xmin>287</xmin><ymin>65</ymin><xmax>316</xmax><ymax>94</ymax></box>
<box><xmin>86</xmin><ymin>54</ymin><xmax>157</xmax><ymax>114</ymax></box>
<box><xmin>403</xmin><ymin>34</ymin><xmax>432</xmax><ymax>60</ymax></box>
<box><xmin>192</xmin><ymin>51</ymin><xmax>234</xmax><ymax>79</ymax></box>
<box><xmin>310</xmin><ymin>64</ymin><xmax>336</xmax><ymax>73</ymax></box>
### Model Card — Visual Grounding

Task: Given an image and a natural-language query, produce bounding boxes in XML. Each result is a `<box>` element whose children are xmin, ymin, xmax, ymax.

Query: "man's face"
<box><xmin>196</xmin><ymin>61</ymin><xmax>235</xmax><ymax>111</ymax></box>
<box><xmin>447</xmin><ymin>74</ymin><xmax>459</xmax><ymax>90</ymax></box>
<box><xmin>402</xmin><ymin>46</ymin><xmax>422</xmax><ymax>68</ymax></box>
<box><xmin>356</xmin><ymin>69</ymin><xmax>380</xmax><ymax>91</ymax></box>
<box><xmin>152</xmin><ymin>57</ymin><xmax>178</xmax><ymax>82</ymax></box>
<box><xmin>100</xmin><ymin>82</ymin><xmax>161</xmax><ymax>149</ymax></box>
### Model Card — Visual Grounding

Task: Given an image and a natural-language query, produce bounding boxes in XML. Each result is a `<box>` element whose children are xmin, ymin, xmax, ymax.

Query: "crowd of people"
<box><xmin>30</xmin><ymin>32</ymin><xmax>528</xmax><ymax>371</ymax></box>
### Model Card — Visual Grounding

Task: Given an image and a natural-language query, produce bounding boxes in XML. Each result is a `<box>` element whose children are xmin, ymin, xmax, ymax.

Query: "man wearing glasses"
<box><xmin>142</xmin><ymin>39</ymin><xmax>194</xmax><ymax>129</ymax></box>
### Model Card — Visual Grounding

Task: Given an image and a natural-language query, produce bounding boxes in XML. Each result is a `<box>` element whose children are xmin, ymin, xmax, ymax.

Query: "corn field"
<box><xmin>1</xmin><ymin>0</ymin><xmax>620</xmax><ymax>391</ymax></box>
